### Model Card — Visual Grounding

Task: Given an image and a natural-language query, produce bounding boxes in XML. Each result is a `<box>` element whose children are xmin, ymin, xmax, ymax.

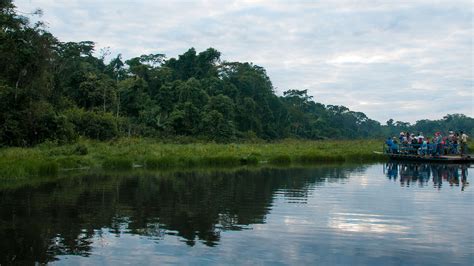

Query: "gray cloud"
<box><xmin>15</xmin><ymin>0</ymin><xmax>473</xmax><ymax>123</ymax></box>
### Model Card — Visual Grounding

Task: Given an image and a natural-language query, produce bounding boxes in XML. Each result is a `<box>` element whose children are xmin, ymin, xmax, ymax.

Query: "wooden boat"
<box><xmin>375</xmin><ymin>151</ymin><xmax>474</xmax><ymax>163</ymax></box>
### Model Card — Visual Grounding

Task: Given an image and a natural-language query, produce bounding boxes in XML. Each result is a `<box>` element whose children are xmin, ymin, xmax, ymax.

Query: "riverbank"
<box><xmin>0</xmin><ymin>138</ymin><xmax>386</xmax><ymax>179</ymax></box>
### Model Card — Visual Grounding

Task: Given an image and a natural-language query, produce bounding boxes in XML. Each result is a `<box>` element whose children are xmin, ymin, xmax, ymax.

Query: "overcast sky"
<box><xmin>14</xmin><ymin>0</ymin><xmax>473</xmax><ymax>124</ymax></box>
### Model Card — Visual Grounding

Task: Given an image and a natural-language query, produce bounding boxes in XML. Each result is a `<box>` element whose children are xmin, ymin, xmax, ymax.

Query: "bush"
<box><xmin>66</xmin><ymin>108</ymin><xmax>118</xmax><ymax>140</ymax></box>
<box><xmin>0</xmin><ymin>100</ymin><xmax>77</xmax><ymax>146</ymax></box>
<box><xmin>73</xmin><ymin>143</ymin><xmax>88</xmax><ymax>155</ymax></box>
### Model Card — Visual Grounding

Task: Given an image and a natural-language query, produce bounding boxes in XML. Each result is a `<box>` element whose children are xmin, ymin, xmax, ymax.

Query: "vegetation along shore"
<box><xmin>0</xmin><ymin>138</ymin><xmax>387</xmax><ymax>179</ymax></box>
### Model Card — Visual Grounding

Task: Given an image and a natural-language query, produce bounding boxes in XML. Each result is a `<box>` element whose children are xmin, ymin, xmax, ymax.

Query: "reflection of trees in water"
<box><xmin>384</xmin><ymin>162</ymin><xmax>469</xmax><ymax>190</ymax></box>
<box><xmin>0</xmin><ymin>165</ymin><xmax>364</xmax><ymax>264</ymax></box>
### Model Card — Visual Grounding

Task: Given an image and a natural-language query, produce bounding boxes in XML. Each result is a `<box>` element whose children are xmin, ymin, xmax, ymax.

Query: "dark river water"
<box><xmin>0</xmin><ymin>162</ymin><xmax>472</xmax><ymax>265</ymax></box>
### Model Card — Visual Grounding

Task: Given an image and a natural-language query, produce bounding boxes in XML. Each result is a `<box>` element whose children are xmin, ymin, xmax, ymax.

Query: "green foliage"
<box><xmin>201</xmin><ymin>110</ymin><xmax>236</xmax><ymax>141</ymax></box>
<box><xmin>240</xmin><ymin>154</ymin><xmax>259</xmax><ymax>165</ymax></box>
<box><xmin>36</xmin><ymin>161</ymin><xmax>59</xmax><ymax>176</ymax></box>
<box><xmin>144</xmin><ymin>156</ymin><xmax>178</xmax><ymax>169</ymax></box>
<box><xmin>269</xmin><ymin>154</ymin><xmax>292</xmax><ymax>165</ymax></box>
<box><xmin>102</xmin><ymin>157</ymin><xmax>133</xmax><ymax>170</ymax></box>
<box><xmin>205</xmin><ymin>94</ymin><xmax>235</xmax><ymax>120</ymax></box>
<box><xmin>0</xmin><ymin>159</ymin><xmax>58</xmax><ymax>178</ymax></box>
<box><xmin>54</xmin><ymin>156</ymin><xmax>91</xmax><ymax>169</ymax></box>
<box><xmin>0</xmin><ymin>138</ymin><xmax>392</xmax><ymax>179</ymax></box>
<box><xmin>178</xmin><ymin>78</ymin><xmax>209</xmax><ymax>108</ymax></box>
<box><xmin>118</xmin><ymin>77</ymin><xmax>151</xmax><ymax>117</ymax></box>
<box><xmin>66</xmin><ymin>108</ymin><xmax>118</xmax><ymax>140</ymax></box>
<box><xmin>200</xmin><ymin>156</ymin><xmax>241</xmax><ymax>167</ymax></box>
<box><xmin>73</xmin><ymin>143</ymin><xmax>88</xmax><ymax>155</ymax></box>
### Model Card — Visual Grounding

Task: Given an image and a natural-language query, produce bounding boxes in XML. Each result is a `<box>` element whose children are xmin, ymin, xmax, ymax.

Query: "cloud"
<box><xmin>326</xmin><ymin>49</ymin><xmax>416</xmax><ymax>65</ymax></box>
<box><xmin>14</xmin><ymin>0</ymin><xmax>473</xmax><ymax>123</ymax></box>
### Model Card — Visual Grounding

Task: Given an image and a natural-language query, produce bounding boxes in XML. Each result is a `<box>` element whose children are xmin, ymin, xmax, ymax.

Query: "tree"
<box><xmin>196</xmin><ymin>48</ymin><xmax>220</xmax><ymax>78</ymax></box>
<box><xmin>201</xmin><ymin>110</ymin><xmax>235</xmax><ymax>141</ymax></box>
<box><xmin>125</xmin><ymin>53</ymin><xmax>165</xmax><ymax>80</ymax></box>
<box><xmin>386</xmin><ymin>119</ymin><xmax>394</xmax><ymax>127</ymax></box>
<box><xmin>205</xmin><ymin>94</ymin><xmax>234</xmax><ymax>121</ymax></box>
<box><xmin>165</xmin><ymin>48</ymin><xmax>197</xmax><ymax>80</ymax></box>
<box><xmin>178</xmin><ymin>78</ymin><xmax>209</xmax><ymax>108</ymax></box>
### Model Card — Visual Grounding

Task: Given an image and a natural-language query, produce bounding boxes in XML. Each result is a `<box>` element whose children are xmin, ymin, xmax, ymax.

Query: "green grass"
<box><xmin>0</xmin><ymin>159</ymin><xmax>59</xmax><ymax>179</ymax></box>
<box><xmin>102</xmin><ymin>157</ymin><xmax>133</xmax><ymax>170</ymax></box>
<box><xmin>0</xmin><ymin>138</ymin><xmax>388</xmax><ymax>179</ymax></box>
<box><xmin>144</xmin><ymin>156</ymin><xmax>178</xmax><ymax>169</ymax></box>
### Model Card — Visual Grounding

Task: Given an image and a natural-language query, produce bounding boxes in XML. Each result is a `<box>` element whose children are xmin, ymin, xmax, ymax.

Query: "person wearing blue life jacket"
<box><xmin>385</xmin><ymin>137</ymin><xmax>394</xmax><ymax>153</ymax></box>
<box><xmin>391</xmin><ymin>138</ymin><xmax>399</xmax><ymax>154</ymax></box>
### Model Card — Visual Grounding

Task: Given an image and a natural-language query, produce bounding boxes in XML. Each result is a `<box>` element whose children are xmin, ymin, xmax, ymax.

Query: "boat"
<box><xmin>376</xmin><ymin>142</ymin><xmax>474</xmax><ymax>163</ymax></box>
<box><xmin>384</xmin><ymin>152</ymin><xmax>474</xmax><ymax>163</ymax></box>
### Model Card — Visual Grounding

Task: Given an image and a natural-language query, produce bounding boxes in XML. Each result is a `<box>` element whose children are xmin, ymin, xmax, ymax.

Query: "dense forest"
<box><xmin>1</xmin><ymin>1</ymin><xmax>472</xmax><ymax>147</ymax></box>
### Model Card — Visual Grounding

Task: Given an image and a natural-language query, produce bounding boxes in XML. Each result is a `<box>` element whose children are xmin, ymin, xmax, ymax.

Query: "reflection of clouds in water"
<box><xmin>284</xmin><ymin>216</ymin><xmax>314</xmax><ymax>226</ymax></box>
<box><xmin>357</xmin><ymin>176</ymin><xmax>370</xmax><ymax>188</ymax></box>
<box><xmin>348</xmin><ymin>167</ymin><xmax>388</xmax><ymax>190</ymax></box>
<box><xmin>412</xmin><ymin>190</ymin><xmax>438</xmax><ymax>202</ymax></box>
<box><xmin>328</xmin><ymin>212</ymin><xmax>409</xmax><ymax>234</ymax></box>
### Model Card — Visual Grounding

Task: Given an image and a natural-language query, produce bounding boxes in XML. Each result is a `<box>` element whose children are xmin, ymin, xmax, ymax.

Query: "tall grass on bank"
<box><xmin>102</xmin><ymin>157</ymin><xmax>133</xmax><ymax>170</ymax></box>
<box><xmin>0</xmin><ymin>159</ymin><xmax>58</xmax><ymax>179</ymax></box>
<box><xmin>0</xmin><ymin>138</ymin><xmax>388</xmax><ymax>179</ymax></box>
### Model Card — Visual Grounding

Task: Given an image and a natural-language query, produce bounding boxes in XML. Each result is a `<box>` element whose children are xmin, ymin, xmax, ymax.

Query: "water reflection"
<box><xmin>384</xmin><ymin>162</ymin><xmax>469</xmax><ymax>190</ymax></box>
<box><xmin>328</xmin><ymin>212</ymin><xmax>410</xmax><ymax>234</ymax></box>
<box><xmin>0</xmin><ymin>166</ymin><xmax>359</xmax><ymax>264</ymax></box>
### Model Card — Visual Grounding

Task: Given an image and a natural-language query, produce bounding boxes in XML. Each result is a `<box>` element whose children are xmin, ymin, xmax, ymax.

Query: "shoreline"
<box><xmin>0</xmin><ymin>138</ymin><xmax>386</xmax><ymax>179</ymax></box>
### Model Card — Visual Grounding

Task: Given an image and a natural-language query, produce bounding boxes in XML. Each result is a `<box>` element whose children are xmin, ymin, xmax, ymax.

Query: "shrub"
<box><xmin>73</xmin><ymin>143</ymin><xmax>88</xmax><ymax>155</ymax></box>
<box><xmin>66</xmin><ymin>108</ymin><xmax>118</xmax><ymax>140</ymax></box>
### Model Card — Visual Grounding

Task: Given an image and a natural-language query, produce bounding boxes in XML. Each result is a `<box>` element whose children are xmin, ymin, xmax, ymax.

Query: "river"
<box><xmin>0</xmin><ymin>162</ymin><xmax>472</xmax><ymax>265</ymax></box>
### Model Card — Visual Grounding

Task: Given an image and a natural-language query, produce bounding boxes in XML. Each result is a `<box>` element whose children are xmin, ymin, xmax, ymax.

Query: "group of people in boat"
<box><xmin>385</xmin><ymin>131</ymin><xmax>469</xmax><ymax>156</ymax></box>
